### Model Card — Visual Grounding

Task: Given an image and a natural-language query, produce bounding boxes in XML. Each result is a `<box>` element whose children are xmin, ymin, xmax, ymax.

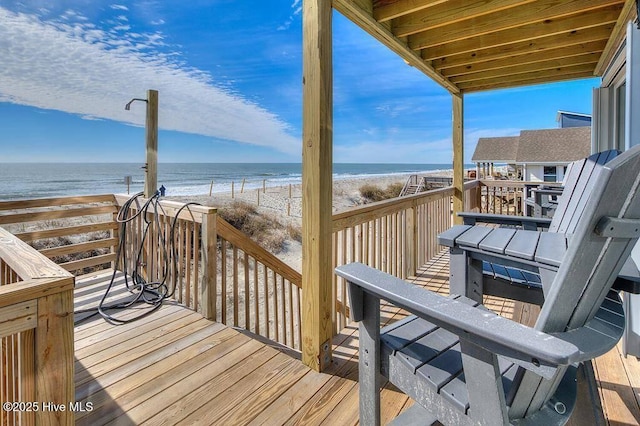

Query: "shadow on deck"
<box><xmin>74</xmin><ymin>251</ymin><xmax>640</xmax><ymax>425</ymax></box>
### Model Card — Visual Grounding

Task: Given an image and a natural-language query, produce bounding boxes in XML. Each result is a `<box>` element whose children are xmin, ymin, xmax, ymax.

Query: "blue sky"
<box><xmin>0</xmin><ymin>0</ymin><xmax>599</xmax><ymax>164</ymax></box>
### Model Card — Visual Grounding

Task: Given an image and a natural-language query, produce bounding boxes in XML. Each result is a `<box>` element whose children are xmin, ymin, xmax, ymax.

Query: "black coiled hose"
<box><xmin>74</xmin><ymin>191</ymin><xmax>201</xmax><ymax>324</ymax></box>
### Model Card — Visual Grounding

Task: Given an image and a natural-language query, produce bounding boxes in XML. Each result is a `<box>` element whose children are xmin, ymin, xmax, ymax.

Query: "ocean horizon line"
<box><xmin>1</xmin><ymin>163</ymin><xmax>474</xmax><ymax>200</ymax></box>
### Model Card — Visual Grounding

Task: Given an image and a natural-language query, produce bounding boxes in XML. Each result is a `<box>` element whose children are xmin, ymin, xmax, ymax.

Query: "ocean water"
<box><xmin>0</xmin><ymin>163</ymin><xmax>471</xmax><ymax>200</ymax></box>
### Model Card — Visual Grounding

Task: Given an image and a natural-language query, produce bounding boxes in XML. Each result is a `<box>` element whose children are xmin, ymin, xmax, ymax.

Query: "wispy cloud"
<box><xmin>0</xmin><ymin>6</ymin><xmax>300</xmax><ymax>154</ymax></box>
<box><xmin>277</xmin><ymin>0</ymin><xmax>302</xmax><ymax>31</ymax></box>
<box><xmin>333</xmin><ymin>127</ymin><xmax>521</xmax><ymax>163</ymax></box>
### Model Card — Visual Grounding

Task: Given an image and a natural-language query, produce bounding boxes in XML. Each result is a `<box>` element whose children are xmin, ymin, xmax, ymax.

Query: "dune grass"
<box><xmin>359</xmin><ymin>182</ymin><xmax>404</xmax><ymax>203</ymax></box>
<box><xmin>218</xmin><ymin>201</ymin><xmax>301</xmax><ymax>253</ymax></box>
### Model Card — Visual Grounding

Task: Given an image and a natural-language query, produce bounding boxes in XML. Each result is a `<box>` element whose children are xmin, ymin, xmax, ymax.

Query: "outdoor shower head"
<box><xmin>125</xmin><ymin>98</ymin><xmax>148</xmax><ymax>111</ymax></box>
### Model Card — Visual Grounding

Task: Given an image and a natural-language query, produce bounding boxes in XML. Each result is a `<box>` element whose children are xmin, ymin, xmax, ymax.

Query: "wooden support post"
<box><xmin>35</xmin><ymin>289</ymin><xmax>74</xmax><ymax>426</ymax></box>
<box><xmin>231</xmin><ymin>181</ymin><xmax>235</xmax><ymax>198</ymax></box>
<box><xmin>200</xmin><ymin>208</ymin><xmax>217</xmax><ymax>320</ymax></box>
<box><xmin>241</xmin><ymin>178</ymin><xmax>246</xmax><ymax>193</ymax></box>
<box><xmin>144</xmin><ymin>89</ymin><xmax>159</xmax><ymax>198</ymax></box>
<box><xmin>302</xmin><ymin>0</ymin><xmax>333</xmax><ymax>372</ymax></box>
<box><xmin>452</xmin><ymin>92</ymin><xmax>464</xmax><ymax>225</ymax></box>
<box><xmin>209</xmin><ymin>180</ymin><xmax>214</xmax><ymax>196</ymax></box>
<box><xmin>263</xmin><ymin>179</ymin><xmax>266</xmax><ymax>193</ymax></box>
<box><xmin>405</xmin><ymin>207</ymin><xmax>418</xmax><ymax>278</ymax></box>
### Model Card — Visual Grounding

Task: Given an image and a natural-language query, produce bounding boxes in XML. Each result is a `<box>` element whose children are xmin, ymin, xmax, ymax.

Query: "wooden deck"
<box><xmin>73</xmin><ymin>252</ymin><xmax>640</xmax><ymax>425</ymax></box>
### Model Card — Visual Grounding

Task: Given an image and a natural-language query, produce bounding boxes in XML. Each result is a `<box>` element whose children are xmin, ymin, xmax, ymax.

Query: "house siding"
<box><xmin>524</xmin><ymin>165</ymin><xmax>566</xmax><ymax>182</ymax></box>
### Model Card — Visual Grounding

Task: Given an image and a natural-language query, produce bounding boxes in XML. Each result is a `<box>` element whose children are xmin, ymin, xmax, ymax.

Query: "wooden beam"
<box><xmin>460</xmin><ymin>70</ymin><xmax>595</xmax><ymax>93</ymax></box>
<box><xmin>373</xmin><ymin>0</ymin><xmax>448</xmax><ymax>22</ymax></box>
<box><xmin>333</xmin><ymin>0</ymin><xmax>459</xmax><ymax>93</ymax></box>
<box><xmin>393</xmin><ymin>0</ymin><xmax>536</xmax><ymax>38</ymax></box>
<box><xmin>144</xmin><ymin>89</ymin><xmax>159</xmax><ymax>198</ymax></box>
<box><xmin>302</xmin><ymin>0</ymin><xmax>334</xmax><ymax>372</ymax></box>
<box><xmin>448</xmin><ymin>55</ymin><xmax>600</xmax><ymax>84</ymax></box>
<box><xmin>420</xmin><ymin>4</ymin><xmax>623</xmax><ymax>59</ymax></box>
<box><xmin>457</xmin><ymin>63</ymin><xmax>596</xmax><ymax>88</ymax></box>
<box><xmin>432</xmin><ymin>24</ymin><xmax>613</xmax><ymax>69</ymax></box>
<box><xmin>439</xmin><ymin>40</ymin><xmax>608</xmax><ymax>77</ymax></box>
<box><xmin>595</xmin><ymin>0</ymin><xmax>638</xmax><ymax>75</ymax></box>
<box><xmin>410</xmin><ymin>0</ymin><xmax>623</xmax><ymax>50</ymax></box>
<box><xmin>452</xmin><ymin>93</ymin><xmax>464</xmax><ymax>225</ymax></box>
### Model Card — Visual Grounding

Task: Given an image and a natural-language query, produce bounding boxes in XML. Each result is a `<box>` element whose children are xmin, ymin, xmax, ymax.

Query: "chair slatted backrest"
<box><xmin>549</xmin><ymin>150</ymin><xmax>619</xmax><ymax>233</ymax></box>
<box><xmin>535</xmin><ymin>150</ymin><xmax>620</xmax><ymax>296</ymax></box>
<box><xmin>509</xmin><ymin>146</ymin><xmax>640</xmax><ymax>419</ymax></box>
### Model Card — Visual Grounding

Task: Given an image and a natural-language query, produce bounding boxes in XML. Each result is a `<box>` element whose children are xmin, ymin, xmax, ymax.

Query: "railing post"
<box><xmin>405</xmin><ymin>206</ymin><xmax>418</xmax><ymax>278</ymax></box>
<box><xmin>201</xmin><ymin>208</ymin><xmax>218</xmax><ymax>321</ymax></box>
<box><xmin>475</xmin><ymin>182</ymin><xmax>482</xmax><ymax>212</ymax></box>
<box><xmin>35</xmin><ymin>288</ymin><xmax>74</xmax><ymax>426</ymax></box>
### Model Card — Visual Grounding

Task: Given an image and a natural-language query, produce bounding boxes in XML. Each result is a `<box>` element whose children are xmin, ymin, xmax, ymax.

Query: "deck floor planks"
<box><xmin>82</xmin><ymin>338</ymin><xmax>268</xmax><ymax>426</ymax></box>
<box><xmin>75</xmin><ymin>306</ymin><xmax>189</xmax><ymax>353</ymax></box>
<box><xmin>619</xmin><ymin>343</ymin><xmax>640</xmax><ymax>412</ymax></box>
<box><xmin>72</xmin><ymin>251</ymin><xmax>640</xmax><ymax>425</ymax></box>
<box><xmin>185</xmin><ymin>353</ymin><xmax>311</xmax><ymax>425</ymax></box>
<box><xmin>594</xmin><ymin>343</ymin><xmax>640</xmax><ymax>425</ymax></box>
<box><xmin>75</xmin><ymin>314</ymin><xmax>212</xmax><ymax>384</ymax></box>
<box><xmin>140</xmin><ymin>349</ymin><xmax>290</xmax><ymax>425</ymax></box>
<box><xmin>75</xmin><ymin>322</ymin><xmax>233</xmax><ymax>406</ymax></box>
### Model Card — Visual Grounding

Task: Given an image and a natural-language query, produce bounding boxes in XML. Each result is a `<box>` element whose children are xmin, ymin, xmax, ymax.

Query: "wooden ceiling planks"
<box><xmin>431</xmin><ymin>24</ymin><xmax>614</xmax><ymax>70</ymax></box>
<box><xmin>439</xmin><ymin>41</ymin><xmax>607</xmax><ymax>77</ymax></box>
<box><xmin>419</xmin><ymin>6</ymin><xmax>622</xmax><ymax>60</ymax></box>
<box><xmin>337</xmin><ymin>0</ymin><xmax>635</xmax><ymax>92</ymax></box>
<box><xmin>393</xmin><ymin>0</ymin><xmax>538</xmax><ymax>38</ymax></box>
<box><xmin>408</xmin><ymin>0</ymin><xmax>623</xmax><ymax>50</ymax></box>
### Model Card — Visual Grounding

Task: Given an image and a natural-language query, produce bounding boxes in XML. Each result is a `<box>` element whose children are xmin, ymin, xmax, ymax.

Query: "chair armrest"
<box><xmin>534</xmin><ymin>188</ymin><xmax>563</xmax><ymax>196</ymax></box>
<box><xmin>457</xmin><ymin>212</ymin><xmax>552</xmax><ymax>230</ymax></box>
<box><xmin>549</xmin><ymin>291</ymin><xmax>625</xmax><ymax>363</ymax></box>
<box><xmin>337</xmin><ymin>263</ymin><xmax>580</xmax><ymax>377</ymax></box>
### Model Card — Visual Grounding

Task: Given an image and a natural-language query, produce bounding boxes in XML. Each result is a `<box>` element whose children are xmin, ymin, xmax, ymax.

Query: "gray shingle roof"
<box><xmin>516</xmin><ymin>127</ymin><xmax>591</xmax><ymax>162</ymax></box>
<box><xmin>472</xmin><ymin>127</ymin><xmax>591</xmax><ymax>163</ymax></box>
<box><xmin>471</xmin><ymin>136</ymin><xmax>518</xmax><ymax>162</ymax></box>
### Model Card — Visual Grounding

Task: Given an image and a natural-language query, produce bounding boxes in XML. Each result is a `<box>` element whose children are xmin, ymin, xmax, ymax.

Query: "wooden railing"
<box><xmin>332</xmin><ymin>186</ymin><xmax>454</xmax><ymax>331</ymax></box>
<box><xmin>473</xmin><ymin>180</ymin><xmax>526</xmax><ymax>216</ymax></box>
<box><xmin>0</xmin><ymin>227</ymin><xmax>74</xmax><ymax>426</ymax></box>
<box><xmin>216</xmin><ymin>217</ymin><xmax>302</xmax><ymax>350</ymax></box>
<box><xmin>0</xmin><ymin>180</ymin><xmax>528</xmax><ymax>362</ymax></box>
<box><xmin>113</xmin><ymin>195</ymin><xmax>217</xmax><ymax>319</ymax></box>
<box><xmin>0</xmin><ymin>195</ymin><xmax>119</xmax><ymax>275</ymax></box>
<box><xmin>115</xmin><ymin>195</ymin><xmax>302</xmax><ymax>351</ymax></box>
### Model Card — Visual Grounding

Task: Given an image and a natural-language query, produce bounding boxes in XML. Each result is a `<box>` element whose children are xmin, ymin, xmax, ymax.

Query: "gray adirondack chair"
<box><xmin>335</xmin><ymin>144</ymin><xmax>640</xmax><ymax>425</ymax></box>
<box><xmin>455</xmin><ymin>150</ymin><xmax>640</xmax><ymax>303</ymax></box>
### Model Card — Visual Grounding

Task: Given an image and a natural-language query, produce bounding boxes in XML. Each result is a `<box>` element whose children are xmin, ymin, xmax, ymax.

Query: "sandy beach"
<box><xmin>168</xmin><ymin>169</ymin><xmax>454</xmax><ymax>272</ymax></box>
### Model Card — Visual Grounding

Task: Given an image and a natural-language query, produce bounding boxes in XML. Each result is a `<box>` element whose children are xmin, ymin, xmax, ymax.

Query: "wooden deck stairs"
<box><xmin>400</xmin><ymin>175</ymin><xmax>462</xmax><ymax>196</ymax></box>
<box><xmin>399</xmin><ymin>175</ymin><xmax>426</xmax><ymax>196</ymax></box>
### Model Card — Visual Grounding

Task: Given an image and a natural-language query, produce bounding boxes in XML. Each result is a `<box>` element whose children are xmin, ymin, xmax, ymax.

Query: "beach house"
<box><xmin>1</xmin><ymin>1</ymin><xmax>640</xmax><ymax>424</ymax></box>
<box><xmin>472</xmin><ymin>126</ymin><xmax>592</xmax><ymax>182</ymax></box>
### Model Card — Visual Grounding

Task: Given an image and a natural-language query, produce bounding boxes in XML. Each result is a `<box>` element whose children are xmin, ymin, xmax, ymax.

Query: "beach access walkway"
<box><xmin>73</xmin><ymin>251</ymin><xmax>640</xmax><ymax>425</ymax></box>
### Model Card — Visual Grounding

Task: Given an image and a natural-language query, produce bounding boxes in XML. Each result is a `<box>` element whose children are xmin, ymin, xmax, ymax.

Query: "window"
<box><xmin>543</xmin><ymin>166</ymin><xmax>557</xmax><ymax>182</ymax></box>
